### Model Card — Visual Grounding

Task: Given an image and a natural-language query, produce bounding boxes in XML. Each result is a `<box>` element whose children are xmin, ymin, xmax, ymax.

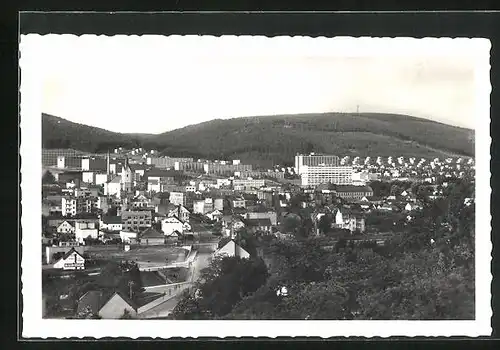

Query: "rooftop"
<box><xmin>101</xmin><ymin>216</ymin><xmax>122</xmax><ymax>224</ymax></box>
<box><xmin>335</xmin><ymin>185</ymin><xmax>374</xmax><ymax>193</ymax></box>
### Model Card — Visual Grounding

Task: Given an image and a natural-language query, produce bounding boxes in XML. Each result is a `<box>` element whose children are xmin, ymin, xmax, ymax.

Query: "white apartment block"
<box><xmin>295</xmin><ymin>154</ymin><xmax>340</xmax><ymax>175</ymax></box>
<box><xmin>233</xmin><ymin>178</ymin><xmax>265</xmax><ymax>189</ymax></box>
<box><xmin>300</xmin><ymin>165</ymin><xmax>353</xmax><ymax>186</ymax></box>
<box><xmin>62</xmin><ymin>197</ymin><xmax>77</xmax><ymax>217</ymax></box>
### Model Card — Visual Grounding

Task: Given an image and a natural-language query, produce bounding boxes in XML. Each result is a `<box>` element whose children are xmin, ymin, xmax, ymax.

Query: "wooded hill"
<box><xmin>42</xmin><ymin>112</ymin><xmax>474</xmax><ymax>167</ymax></box>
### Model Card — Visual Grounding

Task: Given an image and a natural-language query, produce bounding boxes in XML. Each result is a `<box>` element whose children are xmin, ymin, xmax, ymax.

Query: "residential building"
<box><xmin>75</xmin><ymin>221</ymin><xmax>99</xmax><ymax>243</ymax></box>
<box><xmin>121</xmin><ymin>210</ymin><xmax>152</xmax><ymax>232</ymax></box>
<box><xmin>295</xmin><ymin>153</ymin><xmax>340</xmax><ymax>175</ymax></box>
<box><xmin>53</xmin><ymin>248</ymin><xmax>85</xmax><ymax>270</ymax></box>
<box><xmin>174</xmin><ymin>161</ymin><xmax>205</xmax><ymax>172</ymax></box>
<box><xmin>214</xmin><ymin>198</ymin><xmax>224</xmax><ymax>211</ymax></box>
<box><xmin>57</xmin><ymin>220</ymin><xmax>75</xmax><ymax>234</ymax></box>
<box><xmin>62</xmin><ymin>196</ymin><xmax>95</xmax><ymax>217</ymax></box>
<box><xmin>81</xmin><ymin>157</ymin><xmax>107</xmax><ymax>172</ymax></box>
<box><xmin>82</xmin><ymin>171</ymin><xmax>95</xmax><ymax>184</ymax></box>
<box><xmin>145</xmin><ymin>170</ymin><xmax>176</xmax><ymax>193</ymax></box>
<box><xmin>165</xmin><ymin>204</ymin><xmax>190</xmax><ymax>223</ymax></box>
<box><xmin>185</xmin><ymin>185</ymin><xmax>196</xmax><ymax>192</ymax></box>
<box><xmin>147</xmin><ymin>156</ymin><xmax>193</xmax><ymax>169</ymax></box>
<box><xmin>233</xmin><ymin>178</ymin><xmax>266</xmax><ymax>190</ymax></box>
<box><xmin>231</xmin><ymin>197</ymin><xmax>246</xmax><ymax>209</ymax></box>
<box><xmin>239</xmin><ymin>171</ymin><xmax>285</xmax><ymax>180</ymax></box>
<box><xmin>221</xmin><ymin>216</ymin><xmax>246</xmax><ymax>237</ymax></box>
<box><xmin>99</xmin><ymin>216</ymin><xmax>123</xmax><ymax>232</ymax></box>
<box><xmin>216</xmin><ymin>179</ymin><xmax>231</xmax><ymax>188</ymax></box>
<box><xmin>244</xmin><ymin>218</ymin><xmax>273</xmax><ymax>234</ymax></box>
<box><xmin>95</xmin><ymin>196</ymin><xmax>110</xmax><ymax>214</ymax></box>
<box><xmin>193</xmin><ymin>198</ymin><xmax>214</xmax><ymax>214</ymax></box>
<box><xmin>214</xmin><ymin>240</ymin><xmax>250</xmax><ymax>259</ymax></box>
<box><xmin>130</xmin><ymin>194</ymin><xmax>152</xmax><ymax>209</ymax></box>
<box><xmin>43</xmin><ymin>200</ymin><xmax>62</xmax><ymax>216</ymax></box>
<box><xmin>169</xmin><ymin>192</ymin><xmax>185</xmax><ymax>206</ymax></box>
<box><xmin>331</xmin><ymin>209</ymin><xmax>366</xmax><ymax>233</ymax></box>
<box><xmin>98</xmin><ymin>292</ymin><xmax>137</xmax><ymax>319</ymax></box>
<box><xmin>138</xmin><ymin>227</ymin><xmax>165</xmax><ymax>246</ymax></box>
<box><xmin>300</xmin><ymin>165</ymin><xmax>353</xmax><ymax>186</ymax></box>
<box><xmin>335</xmin><ymin>185</ymin><xmax>374</xmax><ymax>201</ymax></box>
<box><xmin>58</xmin><ymin>171</ymin><xmax>83</xmax><ymax>186</ymax></box>
<box><xmin>206</xmin><ymin>209</ymin><xmax>223</xmax><ymax>222</ymax></box>
<box><xmin>95</xmin><ymin>173</ymin><xmax>110</xmax><ymax>186</ymax></box>
<box><xmin>120</xmin><ymin>230</ymin><xmax>138</xmax><ymax>243</ymax></box>
<box><xmin>204</xmin><ymin>163</ymin><xmax>253</xmax><ymax>176</ymax></box>
<box><xmin>244</xmin><ymin>211</ymin><xmax>278</xmax><ymax>225</ymax></box>
<box><xmin>161</xmin><ymin>216</ymin><xmax>187</xmax><ymax>236</ymax></box>
<box><xmin>42</xmin><ymin>148</ymin><xmax>88</xmax><ymax>167</ymax></box>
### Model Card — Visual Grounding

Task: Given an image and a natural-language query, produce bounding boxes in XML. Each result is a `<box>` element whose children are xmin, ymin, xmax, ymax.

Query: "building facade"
<box><xmin>295</xmin><ymin>154</ymin><xmax>340</xmax><ymax>175</ymax></box>
<box><xmin>233</xmin><ymin>179</ymin><xmax>266</xmax><ymax>190</ymax></box>
<box><xmin>300</xmin><ymin>165</ymin><xmax>353</xmax><ymax>187</ymax></box>
<box><xmin>169</xmin><ymin>192</ymin><xmax>185</xmax><ymax>206</ymax></box>
<box><xmin>335</xmin><ymin>185</ymin><xmax>374</xmax><ymax>201</ymax></box>
<box><xmin>121</xmin><ymin>210</ymin><xmax>152</xmax><ymax>232</ymax></box>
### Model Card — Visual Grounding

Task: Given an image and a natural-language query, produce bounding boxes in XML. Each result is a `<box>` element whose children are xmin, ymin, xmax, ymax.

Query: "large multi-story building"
<box><xmin>335</xmin><ymin>185</ymin><xmax>374</xmax><ymax>201</ymax></box>
<box><xmin>61</xmin><ymin>196</ymin><xmax>96</xmax><ymax>217</ymax></box>
<box><xmin>295</xmin><ymin>154</ymin><xmax>340</xmax><ymax>175</ymax></box>
<box><xmin>121</xmin><ymin>210</ymin><xmax>152</xmax><ymax>232</ymax></box>
<box><xmin>146</xmin><ymin>156</ymin><xmax>194</xmax><ymax>169</ymax></box>
<box><xmin>233</xmin><ymin>178</ymin><xmax>266</xmax><ymax>190</ymax></box>
<box><xmin>56</xmin><ymin>156</ymin><xmax>85</xmax><ymax>169</ymax></box>
<box><xmin>204</xmin><ymin>163</ymin><xmax>253</xmax><ymax>176</ymax></box>
<box><xmin>300</xmin><ymin>165</ymin><xmax>353</xmax><ymax>187</ymax></box>
<box><xmin>174</xmin><ymin>161</ymin><xmax>205</xmax><ymax>172</ymax></box>
<box><xmin>238</xmin><ymin>171</ymin><xmax>285</xmax><ymax>180</ymax></box>
<box><xmin>81</xmin><ymin>157</ymin><xmax>107</xmax><ymax>172</ymax></box>
<box><xmin>42</xmin><ymin>149</ymin><xmax>89</xmax><ymax>167</ymax></box>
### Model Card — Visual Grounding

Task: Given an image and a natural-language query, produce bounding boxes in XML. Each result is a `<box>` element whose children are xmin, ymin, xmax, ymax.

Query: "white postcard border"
<box><xmin>20</xmin><ymin>35</ymin><xmax>492</xmax><ymax>338</ymax></box>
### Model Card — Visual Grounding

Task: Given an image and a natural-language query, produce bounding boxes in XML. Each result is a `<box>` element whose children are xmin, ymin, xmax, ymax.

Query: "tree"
<box><xmin>318</xmin><ymin>214</ymin><xmax>333</xmax><ymax>235</ymax></box>
<box><xmin>171</xmin><ymin>256</ymin><xmax>269</xmax><ymax>319</ymax></box>
<box><xmin>282</xmin><ymin>215</ymin><xmax>301</xmax><ymax>234</ymax></box>
<box><xmin>42</xmin><ymin>171</ymin><xmax>56</xmax><ymax>184</ymax></box>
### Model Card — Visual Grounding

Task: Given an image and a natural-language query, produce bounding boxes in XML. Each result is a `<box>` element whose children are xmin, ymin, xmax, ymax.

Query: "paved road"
<box><xmin>190</xmin><ymin>251</ymin><xmax>213</xmax><ymax>283</ymax></box>
<box><xmin>139</xmin><ymin>248</ymin><xmax>215</xmax><ymax>319</ymax></box>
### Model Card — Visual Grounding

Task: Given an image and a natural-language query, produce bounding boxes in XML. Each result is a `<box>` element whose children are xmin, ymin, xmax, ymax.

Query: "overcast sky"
<box><xmin>36</xmin><ymin>35</ymin><xmax>487</xmax><ymax>134</ymax></box>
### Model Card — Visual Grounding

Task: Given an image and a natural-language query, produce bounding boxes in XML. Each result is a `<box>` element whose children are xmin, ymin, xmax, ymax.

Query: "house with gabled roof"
<box><xmin>57</xmin><ymin>220</ymin><xmax>75</xmax><ymax>234</ymax></box>
<box><xmin>138</xmin><ymin>227</ymin><xmax>165</xmax><ymax>246</ymax></box>
<box><xmin>53</xmin><ymin>248</ymin><xmax>85</xmax><ymax>270</ymax></box>
<box><xmin>98</xmin><ymin>291</ymin><xmax>138</xmax><ymax>319</ymax></box>
<box><xmin>76</xmin><ymin>291</ymin><xmax>104</xmax><ymax>318</ymax></box>
<box><xmin>214</xmin><ymin>240</ymin><xmax>250</xmax><ymax>259</ymax></box>
<box><xmin>99</xmin><ymin>215</ymin><xmax>122</xmax><ymax>231</ymax></box>
<box><xmin>244</xmin><ymin>218</ymin><xmax>273</xmax><ymax>234</ymax></box>
<box><xmin>205</xmin><ymin>209</ymin><xmax>223</xmax><ymax>222</ymax></box>
<box><xmin>161</xmin><ymin>216</ymin><xmax>187</xmax><ymax>236</ymax></box>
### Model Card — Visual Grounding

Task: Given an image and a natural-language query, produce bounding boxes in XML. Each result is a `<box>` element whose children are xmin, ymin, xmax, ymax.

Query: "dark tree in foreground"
<box><xmin>170</xmin><ymin>256</ymin><xmax>269</xmax><ymax>319</ymax></box>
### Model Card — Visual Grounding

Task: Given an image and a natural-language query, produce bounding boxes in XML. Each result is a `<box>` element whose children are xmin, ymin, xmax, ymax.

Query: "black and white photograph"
<box><xmin>20</xmin><ymin>33</ymin><xmax>491</xmax><ymax>338</ymax></box>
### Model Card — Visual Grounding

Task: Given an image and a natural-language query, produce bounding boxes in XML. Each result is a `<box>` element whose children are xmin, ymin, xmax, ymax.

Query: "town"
<box><xmin>41</xmin><ymin>148</ymin><xmax>476</xmax><ymax>319</ymax></box>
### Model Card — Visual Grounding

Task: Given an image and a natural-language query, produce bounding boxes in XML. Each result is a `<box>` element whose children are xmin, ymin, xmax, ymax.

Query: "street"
<box><xmin>139</xmin><ymin>246</ymin><xmax>215</xmax><ymax>319</ymax></box>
